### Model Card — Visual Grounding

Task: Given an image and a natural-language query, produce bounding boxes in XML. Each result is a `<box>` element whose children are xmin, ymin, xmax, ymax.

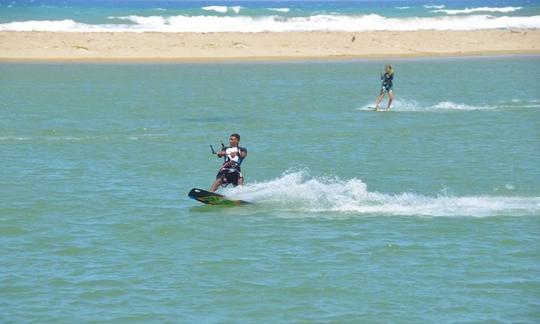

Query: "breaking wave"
<box><xmin>201</xmin><ymin>6</ymin><xmax>242</xmax><ymax>14</ymax></box>
<box><xmin>2</xmin><ymin>14</ymin><xmax>539</xmax><ymax>32</ymax></box>
<box><xmin>432</xmin><ymin>6</ymin><xmax>523</xmax><ymax>15</ymax></box>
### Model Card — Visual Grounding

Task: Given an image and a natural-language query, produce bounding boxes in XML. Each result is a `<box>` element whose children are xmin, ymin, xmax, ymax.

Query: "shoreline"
<box><xmin>1</xmin><ymin>52</ymin><xmax>539</xmax><ymax>64</ymax></box>
<box><xmin>1</xmin><ymin>30</ymin><xmax>539</xmax><ymax>62</ymax></box>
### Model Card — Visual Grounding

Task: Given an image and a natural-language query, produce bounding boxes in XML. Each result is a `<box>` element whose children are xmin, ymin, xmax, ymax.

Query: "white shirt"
<box><xmin>225</xmin><ymin>147</ymin><xmax>240</xmax><ymax>163</ymax></box>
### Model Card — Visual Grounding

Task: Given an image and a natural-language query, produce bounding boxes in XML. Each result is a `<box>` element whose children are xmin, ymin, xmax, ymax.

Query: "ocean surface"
<box><xmin>1</xmin><ymin>0</ymin><xmax>540</xmax><ymax>32</ymax></box>
<box><xmin>1</xmin><ymin>55</ymin><xmax>540</xmax><ymax>322</ymax></box>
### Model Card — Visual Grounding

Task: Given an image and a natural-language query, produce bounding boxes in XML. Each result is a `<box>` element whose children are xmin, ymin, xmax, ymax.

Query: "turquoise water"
<box><xmin>1</xmin><ymin>57</ymin><xmax>540</xmax><ymax>322</ymax></box>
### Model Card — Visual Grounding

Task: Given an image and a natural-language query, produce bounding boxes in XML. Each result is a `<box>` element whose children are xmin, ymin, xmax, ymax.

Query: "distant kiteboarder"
<box><xmin>373</xmin><ymin>65</ymin><xmax>395</xmax><ymax>111</ymax></box>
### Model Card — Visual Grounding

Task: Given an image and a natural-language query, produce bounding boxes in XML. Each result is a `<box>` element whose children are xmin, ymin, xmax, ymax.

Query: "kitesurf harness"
<box><xmin>217</xmin><ymin>145</ymin><xmax>246</xmax><ymax>187</ymax></box>
<box><xmin>220</xmin><ymin>145</ymin><xmax>244</xmax><ymax>172</ymax></box>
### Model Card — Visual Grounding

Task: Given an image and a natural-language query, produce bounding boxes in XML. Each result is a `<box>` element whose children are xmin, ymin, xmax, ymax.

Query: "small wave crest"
<box><xmin>268</xmin><ymin>8</ymin><xmax>291</xmax><ymax>13</ymax></box>
<box><xmin>225</xmin><ymin>171</ymin><xmax>540</xmax><ymax>217</ymax></box>
<box><xmin>424</xmin><ymin>5</ymin><xmax>446</xmax><ymax>10</ymax></box>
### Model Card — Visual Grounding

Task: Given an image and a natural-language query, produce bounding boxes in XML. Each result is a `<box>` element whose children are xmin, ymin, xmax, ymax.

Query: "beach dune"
<box><xmin>1</xmin><ymin>30</ymin><xmax>539</xmax><ymax>61</ymax></box>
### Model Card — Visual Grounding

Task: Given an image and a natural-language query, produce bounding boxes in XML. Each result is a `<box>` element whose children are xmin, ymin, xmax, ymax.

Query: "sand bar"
<box><xmin>1</xmin><ymin>30</ymin><xmax>539</xmax><ymax>62</ymax></box>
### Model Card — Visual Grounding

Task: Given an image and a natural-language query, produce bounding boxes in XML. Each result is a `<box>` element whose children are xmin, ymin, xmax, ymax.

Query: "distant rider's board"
<box><xmin>188</xmin><ymin>188</ymin><xmax>249</xmax><ymax>206</ymax></box>
<box><xmin>366</xmin><ymin>107</ymin><xmax>389</xmax><ymax>111</ymax></box>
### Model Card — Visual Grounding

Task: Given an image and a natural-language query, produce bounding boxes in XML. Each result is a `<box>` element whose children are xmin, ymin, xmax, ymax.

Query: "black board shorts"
<box><xmin>216</xmin><ymin>168</ymin><xmax>242</xmax><ymax>186</ymax></box>
<box><xmin>381</xmin><ymin>83</ymin><xmax>393</xmax><ymax>93</ymax></box>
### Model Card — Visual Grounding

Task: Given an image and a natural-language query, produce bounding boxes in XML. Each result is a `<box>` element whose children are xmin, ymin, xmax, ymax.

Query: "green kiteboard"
<box><xmin>188</xmin><ymin>188</ymin><xmax>250</xmax><ymax>206</ymax></box>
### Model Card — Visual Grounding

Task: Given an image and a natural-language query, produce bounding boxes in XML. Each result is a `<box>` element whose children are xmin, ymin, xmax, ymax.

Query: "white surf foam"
<box><xmin>498</xmin><ymin>99</ymin><xmax>540</xmax><ymax>109</ymax></box>
<box><xmin>201</xmin><ymin>6</ymin><xmax>242</xmax><ymax>14</ymax></box>
<box><xmin>201</xmin><ymin>6</ymin><xmax>228</xmax><ymax>14</ymax></box>
<box><xmin>432</xmin><ymin>6</ymin><xmax>523</xmax><ymax>15</ymax></box>
<box><xmin>231</xmin><ymin>6</ymin><xmax>242</xmax><ymax>14</ymax></box>
<box><xmin>357</xmin><ymin>100</ymin><xmax>495</xmax><ymax>112</ymax></box>
<box><xmin>2</xmin><ymin>14</ymin><xmax>539</xmax><ymax>32</ymax></box>
<box><xmin>0</xmin><ymin>19</ymin><xmax>89</xmax><ymax>32</ymax></box>
<box><xmin>225</xmin><ymin>171</ymin><xmax>540</xmax><ymax>217</ymax></box>
<box><xmin>431</xmin><ymin>101</ymin><xmax>496</xmax><ymax>111</ymax></box>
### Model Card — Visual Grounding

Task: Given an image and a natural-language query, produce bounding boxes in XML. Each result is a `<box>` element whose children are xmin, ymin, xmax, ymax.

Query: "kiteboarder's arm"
<box><xmin>237</xmin><ymin>147</ymin><xmax>247</xmax><ymax>159</ymax></box>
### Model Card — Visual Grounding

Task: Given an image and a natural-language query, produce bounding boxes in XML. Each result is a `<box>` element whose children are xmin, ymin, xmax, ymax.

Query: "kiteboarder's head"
<box><xmin>229</xmin><ymin>133</ymin><xmax>240</xmax><ymax>147</ymax></box>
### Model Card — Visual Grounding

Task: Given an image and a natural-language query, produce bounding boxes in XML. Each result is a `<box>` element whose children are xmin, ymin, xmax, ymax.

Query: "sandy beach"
<box><xmin>1</xmin><ymin>29</ymin><xmax>539</xmax><ymax>62</ymax></box>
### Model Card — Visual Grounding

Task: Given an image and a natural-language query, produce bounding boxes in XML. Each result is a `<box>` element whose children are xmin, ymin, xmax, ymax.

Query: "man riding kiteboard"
<box><xmin>210</xmin><ymin>133</ymin><xmax>247</xmax><ymax>192</ymax></box>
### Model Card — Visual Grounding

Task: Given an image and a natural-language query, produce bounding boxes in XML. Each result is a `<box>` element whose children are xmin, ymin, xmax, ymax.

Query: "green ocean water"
<box><xmin>1</xmin><ymin>57</ymin><xmax>539</xmax><ymax>322</ymax></box>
